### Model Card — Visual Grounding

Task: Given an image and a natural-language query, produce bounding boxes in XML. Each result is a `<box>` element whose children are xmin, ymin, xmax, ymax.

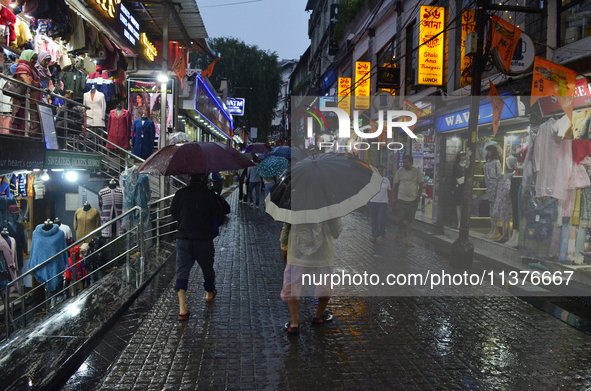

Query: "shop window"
<box><xmin>559</xmin><ymin>0</ymin><xmax>591</xmax><ymax>46</ymax></box>
<box><xmin>376</xmin><ymin>37</ymin><xmax>400</xmax><ymax>91</ymax></box>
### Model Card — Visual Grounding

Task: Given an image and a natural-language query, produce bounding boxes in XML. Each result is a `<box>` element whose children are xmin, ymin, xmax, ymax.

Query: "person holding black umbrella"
<box><xmin>171</xmin><ymin>174</ymin><xmax>230</xmax><ymax>321</ymax></box>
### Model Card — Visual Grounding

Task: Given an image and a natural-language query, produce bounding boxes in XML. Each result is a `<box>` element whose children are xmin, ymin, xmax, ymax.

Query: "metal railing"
<box><xmin>1</xmin><ymin>193</ymin><xmax>178</xmax><ymax>340</ymax></box>
<box><xmin>0</xmin><ymin>72</ymin><xmax>93</xmax><ymax>140</ymax></box>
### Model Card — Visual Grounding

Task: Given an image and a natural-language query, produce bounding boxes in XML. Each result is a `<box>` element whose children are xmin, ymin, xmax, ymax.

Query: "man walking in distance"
<box><xmin>171</xmin><ymin>173</ymin><xmax>230</xmax><ymax>321</ymax></box>
<box><xmin>392</xmin><ymin>155</ymin><xmax>423</xmax><ymax>247</ymax></box>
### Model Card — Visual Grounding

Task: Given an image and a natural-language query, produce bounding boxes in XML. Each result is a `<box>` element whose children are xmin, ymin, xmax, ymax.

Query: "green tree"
<box><xmin>189</xmin><ymin>38</ymin><xmax>282</xmax><ymax>142</ymax></box>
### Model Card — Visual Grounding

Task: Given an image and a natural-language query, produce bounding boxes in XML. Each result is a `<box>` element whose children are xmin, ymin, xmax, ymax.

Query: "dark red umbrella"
<box><xmin>138</xmin><ymin>142</ymin><xmax>255</xmax><ymax>175</ymax></box>
<box><xmin>244</xmin><ymin>143</ymin><xmax>272</xmax><ymax>154</ymax></box>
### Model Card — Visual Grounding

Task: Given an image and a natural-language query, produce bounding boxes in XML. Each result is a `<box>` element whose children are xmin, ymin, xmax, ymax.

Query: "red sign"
<box><xmin>538</xmin><ymin>78</ymin><xmax>591</xmax><ymax>116</ymax></box>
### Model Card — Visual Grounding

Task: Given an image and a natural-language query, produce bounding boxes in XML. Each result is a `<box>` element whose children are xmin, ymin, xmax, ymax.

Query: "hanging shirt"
<box><xmin>533</xmin><ymin>118</ymin><xmax>572</xmax><ymax>201</ymax></box>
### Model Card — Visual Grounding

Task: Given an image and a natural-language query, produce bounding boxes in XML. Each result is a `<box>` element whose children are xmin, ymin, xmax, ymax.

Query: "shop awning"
<box><xmin>123</xmin><ymin>0</ymin><xmax>214</xmax><ymax>56</ymax></box>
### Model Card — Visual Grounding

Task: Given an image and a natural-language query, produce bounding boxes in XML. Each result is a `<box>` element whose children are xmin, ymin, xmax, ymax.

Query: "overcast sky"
<box><xmin>198</xmin><ymin>0</ymin><xmax>310</xmax><ymax>61</ymax></box>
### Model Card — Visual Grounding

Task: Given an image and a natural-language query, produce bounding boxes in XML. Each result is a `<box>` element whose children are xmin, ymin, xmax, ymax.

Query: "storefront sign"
<box><xmin>96</xmin><ymin>0</ymin><xmax>120</xmax><ymax>18</ymax></box>
<box><xmin>44</xmin><ymin>151</ymin><xmax>102</xmax><ymax>170</ymax></box>
<box><xmin>537</xmin><ymin>78</ymin><xmax>591</xmax><ymax>116</ymax></box>
<box><xmin>141</xmin><ymin>33</ymin><xmax>157</xmax><ymax>61</ymax></box>
<box><xmin>435</xmin><ymin>96</ymin><xmax>518</xmax><ymax>132</ymax></box>
<box><xmin>460</xmin><ymin>10</ymin><xmax>475</xmax><ymax>87</ymax></box>
<box><xmin>227</xmin><ymin>98</ymin><xmax>245</xmax><ymax>116</ymax></box>
<box><xmin>377</xmin><ymin>64</ymin><xmax>399</xmax><ymax>89</ymax></box>
<box><xmin>507</xmin><ymin>33</ymin><xmax>534</xmax><ymax>75</ymax></box>
<box><xmin>195</xmin><ymin>75</ymin><xmax>233</xmax><ymax>138</ymax></box>
<box><xmin>120</xmin><ymin>4</ymin><xmax>140</xmax><ymax>45</ymax></box>
<box><xmin>355</xmin><ymin>61</ymin><xmax>371</xmax><ymax>109</ymax></box>
<box><xmin>0</xmin><ymin>136</ymin><xmax>45</xmax><ymax>173</ymax></box>
<box><xmin>419</xmin><ymin>6</ymin><xmax>445</xmax><ymax>86</ymax></box>
<box><xmin>337</xmin><ymin>77</ymin><xmax>351</xmax><ymax>116</ymax></box>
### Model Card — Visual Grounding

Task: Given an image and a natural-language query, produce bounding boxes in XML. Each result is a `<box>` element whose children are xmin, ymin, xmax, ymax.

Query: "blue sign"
<box><xmin>435</xmin><ymin>97</ymin><xmax>519</xmax><ymax>132</ymax></box>
<box><xmin>227</xmin><ymin>98</ymin><xmax>245</xmax><ymax>116</ymax></box>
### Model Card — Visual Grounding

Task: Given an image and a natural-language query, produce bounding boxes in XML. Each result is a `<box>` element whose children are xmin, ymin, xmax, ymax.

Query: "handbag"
<box><xmin>2</xmin><ymin>78</ymin><xmax>27</xmax><ymax>99</ymax></box>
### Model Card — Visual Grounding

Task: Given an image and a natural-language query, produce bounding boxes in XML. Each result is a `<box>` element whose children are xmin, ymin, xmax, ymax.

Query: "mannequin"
<box><xmin>55</xmin><ymin>216</ymin><xmax>74</xmax><ymax>246</ymax></box>
<box><xmin>74</xmin><ymin>203</ymin><xmax>100</xmax><ymax>243</ymax></box>
<box><xmin>493</xmin><ymin>156</ymin><xmax>517</xmax><ymax>243</ymax></box>
<box><xmin>106</xmin><ymin>104</ymin><xmax>132</xmax><ymax>150</ymax></box>
<box><xmin>29</xmin><ymin>220</ymin><xmax>67</xmax><ymax>292</ymax></box>
<box><xmin>43</xmin><ymin>219</ymin><xmax>54</xmax><ymax>231</ymax></box>
<box><xmin>83</xmin><ymin>86</ymin><xmax>106</xmax><ymax>128</ymax></box>
<box><xmin>131</xmin><ymin>116</ymin><xmax>156</xmax><ymax>160</ymax></box>
<box><xmin>483</xmin><ymin>144</ymin><xmax>502</xmax><ymax>239</ymax></box>
<box><xmin>99</xmin><ymin>179</ymin><xmax>124</xmax><ymax>238</ymax></box>
<box><xmin>0</xmin><ymin>226</ymin><xmax>17</xmax><ymax>293</ymax></box>
<box><xmin>1</xmin><ymin>227</ymin><xmax>9</xmax><ymax>242</ymax></box>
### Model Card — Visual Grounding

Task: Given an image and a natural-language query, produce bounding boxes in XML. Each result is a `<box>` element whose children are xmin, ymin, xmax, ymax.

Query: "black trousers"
<box><xmin>174</xmin><ymin>238</ymin><xmax>216</xmax><ymax>292</ymax></box>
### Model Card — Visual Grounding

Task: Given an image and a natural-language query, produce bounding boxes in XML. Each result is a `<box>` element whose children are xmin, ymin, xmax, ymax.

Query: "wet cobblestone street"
<box><xmin>66</xmin><ymin>191</ymin><xmax>591</xmax><ymax>390</ymax></box>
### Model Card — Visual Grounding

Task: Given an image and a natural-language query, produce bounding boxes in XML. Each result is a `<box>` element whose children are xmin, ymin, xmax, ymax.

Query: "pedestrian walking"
<box><xmin>171</xmin><ymin>174</ymin><xmax>230</xmax><ymax>321</ymax></box>
<box><xmin>368</xmin><ymin>165</ymin><xmax>391</xmax><ymax>242</ymax></box>
<box><xmin>281</xmin><ymin>218</ymin><xmax>343</xmax><ymax>335</ymax></box>
<box><xmin>246</xmin><ymin>156</ymin><xmax>261</xmax><ymax>208</ymax></box>
<box><xmin>392</xmin><ymin>155</ymin><xmax>423</xmax><ymax>247</ymax></box>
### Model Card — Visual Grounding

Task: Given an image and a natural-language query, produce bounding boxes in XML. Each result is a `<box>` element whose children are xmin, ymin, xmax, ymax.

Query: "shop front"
<box><xmin>517</xmin><ymin>80</ymin><xmax>591</xmax><ymax>264</ymax></box>
<box><xmin>435</xmin><ymin>96</ymin><xmax>528</xmax><ymax>243</ymax></box>
<box><xmin>1</xmin><ymin>147</ymin><xmax>103</xmax><ymax>290</ymax></box>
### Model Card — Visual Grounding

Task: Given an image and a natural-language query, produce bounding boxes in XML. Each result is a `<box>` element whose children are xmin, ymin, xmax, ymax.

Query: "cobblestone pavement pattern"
<box><xmin>73</xmin><ymin>191</ymin><xmax>591</xmax><ymax>390</ymax></box>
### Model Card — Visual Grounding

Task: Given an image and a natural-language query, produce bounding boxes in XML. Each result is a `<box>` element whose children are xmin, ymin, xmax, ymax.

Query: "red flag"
<box><xmin>172</xmin><ymin>49</ymin><xmax>187</xmax><ymax>88</ymax></box>
<box><xmin>202</xmin><ymin>57</ymin><xmax>220</xmax><ymax>78</ymax></box>
<box><xmin>488</xmin><ymin>80</ymin><xmax>504</xmax><ymax>136</ymax></box>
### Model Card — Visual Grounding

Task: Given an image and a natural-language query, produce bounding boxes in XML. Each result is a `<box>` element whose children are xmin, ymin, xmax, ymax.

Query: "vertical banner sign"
<box><xmin>531</xmin><ymin>56</ymin><xmax>577</xmax><ymax>120</ymax></box>
<box><xmin>355</xmin><ymin>61</ymin><xmax>371</xmax><ymax>109</ymax></box>
<box><xmin>490</xmin><ymin>15</ymin><xmax>522</xmax><ymax>74</ymax></box>
<box><xmin>488</xmin><ymin>80</ymin><xmax>505</xmax><ymax>136</ymax></box>
<box><xmin>460</xmin><ymin>10</ymin><xmax>475</xmax><ymax>87</ymax></box>
<box><xmin>419</xmin><ymin>6</ymin><xmax>445</xmax><ymax>85</ymax></box>
<box><xmin>337</xmin><ymin>77</ymin><xmax>351</xmax><ymax>116</ymax></box>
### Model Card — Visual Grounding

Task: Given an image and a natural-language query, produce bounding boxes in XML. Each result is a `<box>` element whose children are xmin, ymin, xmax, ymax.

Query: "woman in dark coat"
<box><xmin>452</xmin><ymin>151</ymin><xmax>466</xmax><ymax>227</ymax></box>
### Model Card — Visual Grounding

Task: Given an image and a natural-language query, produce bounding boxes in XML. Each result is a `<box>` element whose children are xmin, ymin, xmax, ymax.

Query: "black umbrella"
<box><xmin>265</xmin><ymin>153</ymin><xmax>382</xmax><ymax>224</ymax></box>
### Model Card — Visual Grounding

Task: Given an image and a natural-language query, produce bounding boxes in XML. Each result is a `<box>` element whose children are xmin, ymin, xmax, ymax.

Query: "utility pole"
<box><xmin>450</xmin><ymin>0</ymin><xmax>487</xmax><ymax>268</ymax></box>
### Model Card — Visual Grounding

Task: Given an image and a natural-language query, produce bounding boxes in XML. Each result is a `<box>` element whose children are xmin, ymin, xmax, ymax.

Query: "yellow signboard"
<box><xmin>418</xmin><ymin>6</ymin><xmax>445</xmax><ymax>85</ymax></box>
<box><xmin>355</xmin><ymin>61</ymin><xmax>371</xmax><ymax>109</ymax></box>
<box><xmin>141</xmin><ymin>33</ymin><xmax>157</xmax><ymax>62</ymax></box>
<box><xmin>337</xmin><ymin>77</ymin><xmax>351</xmax><ymax>116</ymax></box>
<box><xmin>96</xmin><ymin>0</ymin><xmax>121</xmax><ymax>18</ymax></box>
<box><xmin>460</xmin><ymin>10</ymin><xmax>475</xmax><ymax>87</ymax></box>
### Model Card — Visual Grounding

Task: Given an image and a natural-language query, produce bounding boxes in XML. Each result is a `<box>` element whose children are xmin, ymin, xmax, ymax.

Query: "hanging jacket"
<box><xmin>73</xmin><ymin>207</ymin><xmax>100</xmax><ymax>243</ymax></box>
<box><xmin>29</xmin><ymin>224</ymin><xmax>67</xmax><ymax>292</ymax></box>
<box><xmin>131</xmin><ymin>118</ymin><xmax>155</xmax><ymax>160</ymax></box>
<box><xmin>0</xmin><ymin>235</ymin><xmax>18</xmax><ymax>293</ymax></box>
<box><xmin>83</xmin><ymin>90</ymin><xmax>106</xmax><ymax>127</ymax></box>
<box><xmin>99</xmin><ymin>186</ymin><xmax>124</xmax><ymax>237</ymax></box>
<box><xmin>65</xmin><ymin>245</ymin><xmax>86</xmax><ymax>281</ymax></box>
<box><xmin>106</xmin><ymin>108</ymin><xmax>132</xmax><ymax>149</ymax></box>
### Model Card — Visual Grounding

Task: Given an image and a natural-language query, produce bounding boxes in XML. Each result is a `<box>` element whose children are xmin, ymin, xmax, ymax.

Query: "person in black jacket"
<box><xmin>170</xmin><ymin>173</ymin><xmax>230</xmax><ymax>321</ymax></box>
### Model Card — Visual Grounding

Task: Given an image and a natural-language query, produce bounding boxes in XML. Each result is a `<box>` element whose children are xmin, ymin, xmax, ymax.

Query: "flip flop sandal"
<box><xmin>205</xmin><ymin>289</ymin><xmax>218</xmax><ymax>303</ymax></box>
<box><xmin>311</xmin><ymin>312</ymin><xmax>334</xmax><ymax>325</ymax></box>
<box><xmin>178</xmin><ymin>311</ymin><xmax>190</xmax><ymax>321</ymax></box>
<box><xmin>406</xmin><ymin>242</ymin><xmax>415</xmax><ymax>248</ymax></box>
<box><xmin>284</xmin><ymin>322</ymin><xmax>300</xmax><ymax>335</ymax></box>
